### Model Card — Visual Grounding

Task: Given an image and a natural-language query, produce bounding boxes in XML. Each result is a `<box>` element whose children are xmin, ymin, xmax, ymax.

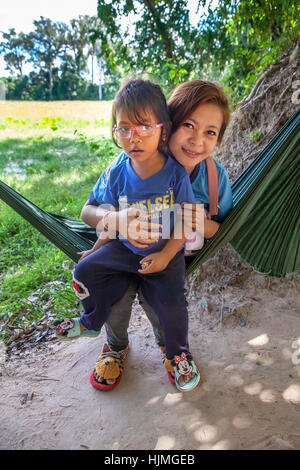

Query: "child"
<box><xmin>53</xmin><ymin>78</ymin><xmax>201</xmax><ymax>392</ymax></box>
<box><xmin>78</xmin><ymin>79</ymin><xmax>233</xmax><ymax>390</ymax></box>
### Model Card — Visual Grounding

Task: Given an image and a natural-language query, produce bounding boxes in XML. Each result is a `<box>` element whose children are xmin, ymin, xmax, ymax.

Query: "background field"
<box><xmin>0</xmin><ymin>100</ymin><xmax>118</xmax><ymax>335</ymax></box>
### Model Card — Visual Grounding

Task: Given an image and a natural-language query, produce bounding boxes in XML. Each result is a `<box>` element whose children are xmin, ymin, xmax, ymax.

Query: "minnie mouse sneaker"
<box><xmin>172</xmin><ymin>352</ymin><xmax>200</xmax><ymax>392</ymax></box>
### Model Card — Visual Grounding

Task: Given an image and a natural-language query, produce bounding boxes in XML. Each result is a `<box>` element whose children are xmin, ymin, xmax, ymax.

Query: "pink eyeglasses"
<box><xmin>113</xmin><ymin>123</ymin><xmax>163</xmax><ymax>139</ymax></box>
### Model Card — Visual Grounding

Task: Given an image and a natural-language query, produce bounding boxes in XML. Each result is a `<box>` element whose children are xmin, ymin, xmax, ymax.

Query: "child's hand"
<box><xmin>138</xmin><ymin>252</ymin><xmax>171</xmax><ymax>274</ymax></box>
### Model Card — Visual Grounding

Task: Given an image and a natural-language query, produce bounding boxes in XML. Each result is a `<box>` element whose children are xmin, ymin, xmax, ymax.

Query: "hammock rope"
<box><xmin>0</xmin><ymin>108</ymin><xmax>299</xmax><ymax>278</ymax></box>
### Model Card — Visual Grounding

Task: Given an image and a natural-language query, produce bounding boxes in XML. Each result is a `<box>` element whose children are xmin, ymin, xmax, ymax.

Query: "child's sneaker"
<box><xmin>52</xmin><ymin>318</ymin><xmax>99</xmax><ymax>340</ymax></box>
<box><xmin>172</xmin><ymin>352</ymin><xmax>200</xmax><ymax>392</ymax></box>
<box><xmin>160</xmin><ymin>346</ymin><xmax>175</xmax><ymax>384</ymax></box>
<box><xmin>90</xmin><ymin>343</ymin><xmax>130</xmax><ymax>391</ymax></box>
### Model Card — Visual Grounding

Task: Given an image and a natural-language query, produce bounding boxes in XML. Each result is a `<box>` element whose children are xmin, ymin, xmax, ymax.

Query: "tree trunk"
<box><xmin>98</xmin><ymin>57</ymin><xmax>103</xmax><ymax>100</ymax></box>
<box><xmin>49</xmin><ymin>62</ymin><xmax>53</xmax><ymax>100</ymax></box>
<box><xmin>91</xmin><ymin>54</ymin><xmax>94</xmax><ymax>83</ymax></box>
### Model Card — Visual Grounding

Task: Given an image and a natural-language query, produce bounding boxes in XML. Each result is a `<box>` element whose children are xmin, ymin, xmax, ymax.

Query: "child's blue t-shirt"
<box><xmin>90</xmin><ymin>151</ymin><xmax>233</xmax><ymax>223</ymax></box>
<box><xmin>95</xmin><ymin>153</ymin><xmax>196</xmax><ymax>256</ymax></box>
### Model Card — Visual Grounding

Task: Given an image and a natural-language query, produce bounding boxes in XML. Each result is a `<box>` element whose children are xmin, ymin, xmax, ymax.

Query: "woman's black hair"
<box><xmin>111</xmin><ymin>78</ymin><xmax>171</xmax><ymax>152</ymax></box>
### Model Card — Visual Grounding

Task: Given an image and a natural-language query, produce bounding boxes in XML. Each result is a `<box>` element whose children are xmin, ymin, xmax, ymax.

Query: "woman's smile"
<box><xmin>181</xmin><ymin>147</ymin><xmax>202</xmax><ymax>158</ymax></box>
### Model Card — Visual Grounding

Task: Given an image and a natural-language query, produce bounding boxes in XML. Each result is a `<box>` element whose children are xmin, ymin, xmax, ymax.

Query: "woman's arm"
<box><xmin>78</xmin><ymin>203</ymin><xmax>117</xmax><ymax>261</ymax></box>
<box><xmin>77</xmin><ymin>234</ymin><xmax>111</xmax><ymax>262</ymax></box>
<box><xmin>204</xmin><ymin>218</ymin><xmax>220</xmax><ymax>238</ymax></box>
<box><xmin>81</xmin><ymin>199</ymin><xmax>109</xmax><ymax>229</ymax></box>
<box><xmin>81</xmin><ymin>200</ymin><xmax>162</xmax><ymax>248</ymax></box>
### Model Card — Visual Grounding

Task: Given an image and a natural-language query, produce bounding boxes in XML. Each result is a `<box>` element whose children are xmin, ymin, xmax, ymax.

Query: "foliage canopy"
<box><xmin>0</xmin><ymin>1</ymin><xmax>299</xmax><ymax>101</ymax></box>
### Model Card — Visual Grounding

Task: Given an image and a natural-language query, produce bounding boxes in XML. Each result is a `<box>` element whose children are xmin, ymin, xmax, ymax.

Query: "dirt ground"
<box><xmin>0</xmin><ymin>245</ymin><xmax>299</xmax><ymax>451</ymax></box>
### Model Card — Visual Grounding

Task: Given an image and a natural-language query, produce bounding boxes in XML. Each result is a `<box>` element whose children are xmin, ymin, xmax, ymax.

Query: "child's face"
<box><xmin>115</xmin><ymin>108</ymin><xmax>164</xmax><ymax>164</ymax></box>
<box><xmin>169</xmin><ymin>102</ymin><xmax>223</xmax><ymax>174</ymax></box>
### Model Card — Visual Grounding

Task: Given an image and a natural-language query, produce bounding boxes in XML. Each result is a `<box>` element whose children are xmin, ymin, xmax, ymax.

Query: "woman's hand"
<box><xmin>181</xmin><ymin>203</ymin><xmax>221</xmax><ymax>239</ymax></box>
<box><xmin>116</xmin><ymin>207</ymin><xmax>163</xmax><ymax>249</ymax></box>
<box><xmin>181</xmin><ymin>203</ymin><xmax>206</xmax><ymax>234</ymax></box>
<box><xmin>77</xmin><ymin>231</ymin><xmax>113</xmax><ymax>262</ymax></box>
<box><xmin>77</xmin><ymin>249</ymin><xmax>95</xmax><ymax>262</ymax></box>
<box><xmin>138</xmin><ymin>251</ymin><xmax>171</xmax><ymax>274</ymax></box>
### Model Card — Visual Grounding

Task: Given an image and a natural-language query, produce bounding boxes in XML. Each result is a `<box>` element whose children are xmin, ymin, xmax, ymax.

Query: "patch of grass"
<box><xmin>0</xmin><ymin>133</ymin><xmax>116</xmax><ymax>176</ymax></box>
<box><xmin>0</xmin><ymin>100</ymin><xmax>119</xmax><ymax>338</ymax></box>
<box><xmin>0</xmin><ymin>115</ymin><xmax>111</xmax><ymax>132</ymax></box>
<box><xmin>0</xmin><ymin>249</ymin><xmax>79</xmax><ymax>329</ymax></box>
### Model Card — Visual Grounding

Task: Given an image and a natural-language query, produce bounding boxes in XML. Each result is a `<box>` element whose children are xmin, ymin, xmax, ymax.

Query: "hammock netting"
<box><xmin>0</xmin><ymin>108</ymin><xmax>299</xmax><ymax>278</ymax></box>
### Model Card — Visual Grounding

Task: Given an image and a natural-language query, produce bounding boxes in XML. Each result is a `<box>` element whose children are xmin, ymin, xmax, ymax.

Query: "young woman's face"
<box><xmin>169</xmin><ymin>102</ymin><xmax>223</xmax><ymax>174</ymax></box>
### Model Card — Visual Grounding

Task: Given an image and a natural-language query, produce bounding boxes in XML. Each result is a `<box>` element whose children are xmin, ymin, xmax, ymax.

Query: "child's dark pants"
<box><xmin>73</xmin><ymin>239</ymin><xmax>189</xmax><ymax>360</ymax></box>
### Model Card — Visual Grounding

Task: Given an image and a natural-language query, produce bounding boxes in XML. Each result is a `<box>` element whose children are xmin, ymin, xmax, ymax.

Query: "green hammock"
<box><xmin>0</xmin><ymin>108</ymin><xmax>299</xmax><ymax>278</ymax></box>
